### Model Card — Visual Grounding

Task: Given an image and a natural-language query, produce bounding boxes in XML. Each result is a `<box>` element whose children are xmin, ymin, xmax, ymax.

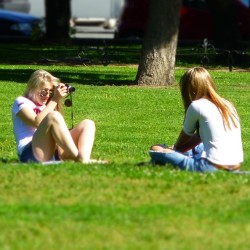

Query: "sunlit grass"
<box><xmin>1</xmin><ymin>64</ymin><xmax>250</xmax><ymax>249</ymax></box>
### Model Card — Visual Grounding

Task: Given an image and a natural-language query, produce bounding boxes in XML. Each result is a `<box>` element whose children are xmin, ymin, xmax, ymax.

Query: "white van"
<box><xmin>72</xmin><ymin>0</ymin><xmax>124</xmax><ymax>29</ymax></box>
<box><xmin>28</xmin><ymin>0</ymin><xmax>124</xmax><ymax>29</ymax></box>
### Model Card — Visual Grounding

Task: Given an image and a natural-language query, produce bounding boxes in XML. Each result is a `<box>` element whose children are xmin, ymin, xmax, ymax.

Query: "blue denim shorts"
<box><xmin>149</xmin><ymin>143</ymin><xmax>219</xmax><ymax>173</ymax></box>
<box><xmin>19</xmin><ymin>141</ymin><xmax>60</xmax><ymax>163</ymax></box>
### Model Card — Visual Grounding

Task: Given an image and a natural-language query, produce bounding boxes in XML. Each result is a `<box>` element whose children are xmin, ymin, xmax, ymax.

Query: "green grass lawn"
<box><xmin>1</xmin><ymin>52</ymin><xmax>250</xmax><ymax>249</ymax></box>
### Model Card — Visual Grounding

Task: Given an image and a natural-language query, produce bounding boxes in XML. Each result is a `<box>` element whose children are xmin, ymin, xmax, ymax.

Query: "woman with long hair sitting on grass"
<box><xmin>12</xmin><ymin>69</ymin><xmax>98</xmax><ymax>164</ymax></box>
<box><xmin>149</xmin><ymin>67</ymin><xmax>243</xmax><ymax>172</ymax></box>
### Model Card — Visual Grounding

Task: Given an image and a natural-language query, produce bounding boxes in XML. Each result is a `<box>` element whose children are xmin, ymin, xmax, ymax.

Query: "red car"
<box><xmin>115</xmin><ymin>0</ymin><xmax>250</xmax><ymax>41</ymax></box>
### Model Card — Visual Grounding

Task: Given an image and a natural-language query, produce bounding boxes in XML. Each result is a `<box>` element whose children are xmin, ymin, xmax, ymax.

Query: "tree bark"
<box><xmin>136</xmin><ymin>0</ymin><xmax>182</xmax><ymax>86</ymax></box>
<box><xmin>45</xmin><ymin>0</ymin><xmax>71</xmax><ymax>41</ymax></box>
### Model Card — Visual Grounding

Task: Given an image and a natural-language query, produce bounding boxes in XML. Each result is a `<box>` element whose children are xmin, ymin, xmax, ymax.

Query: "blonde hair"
<box><xmin>24</xmin><ymin>70</ymin><xmax>63</xmax><ymax>112</ymax></box>
<box><xmin>179</xmin><ymin>67</ymin><xmax>239</xmax><ymax>129</ymax></box>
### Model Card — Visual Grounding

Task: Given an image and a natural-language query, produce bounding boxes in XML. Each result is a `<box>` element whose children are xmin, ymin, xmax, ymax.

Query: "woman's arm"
<box><xmin>174</xmin><ymin>130</ymin><xmax>201</xmax><ymax>152</ymax></box>
<box><xmin>17</xmin><ymin>100</ymin><xmax>59</xmax><ymax>128</ymax></box>
<box><xmin>17</xmin><ymin>84</ymin><xmax>67</xmax><ymax>128</ymax></box>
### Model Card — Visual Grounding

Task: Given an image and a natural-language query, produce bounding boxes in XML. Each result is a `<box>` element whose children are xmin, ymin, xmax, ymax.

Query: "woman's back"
<box><xmin>183</xmin><ymin>98</ymin><xmax>243</xmax><ymax>165</ymax></box>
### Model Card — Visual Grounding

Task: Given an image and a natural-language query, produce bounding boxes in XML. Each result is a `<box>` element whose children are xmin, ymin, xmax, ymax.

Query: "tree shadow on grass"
<box><xmin>0</xmin><ymin>68</ymin><xmax>34</xmax><ymax>83</ymax></box>
<box><xmin>0</xmin><ymin>68</ymin><xmax>136</xmax><ymax>86</ymax></box>
<box><xmin>60</xmin><ymin>72</ymin><xmax>136</xmax><ymax>86</ymax></box>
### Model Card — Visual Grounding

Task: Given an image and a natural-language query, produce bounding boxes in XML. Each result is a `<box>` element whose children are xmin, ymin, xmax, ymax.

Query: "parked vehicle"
<box><xmin>0</xmin><ymin>0</ymin><xmax>30</xmax><ymax>13</ymax></box>
<box><xmin>0</xmin><ymin>9</ymin><xmax>44</xmax><ymax>39</ymax></box>
<box><xmin>71</xmin><ymin>0</ymin><xmax>124</xmax><ymax>29</ymax></box>
<box><xmin>115</xmin><ymin>0</ymin><xmax>250</xmax><ymax>41</ymax></box>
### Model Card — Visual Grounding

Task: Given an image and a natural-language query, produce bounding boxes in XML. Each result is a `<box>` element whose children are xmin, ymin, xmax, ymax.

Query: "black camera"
<box><xmin>65</xmin><ymin>83</ymin><xmax>75</xmax><ymax>94</ymax></box>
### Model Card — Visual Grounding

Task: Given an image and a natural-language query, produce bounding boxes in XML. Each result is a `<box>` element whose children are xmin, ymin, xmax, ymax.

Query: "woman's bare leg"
<box><xmin>32</xmin><ymin>111</ymin><xmax>79</xmax><ymax>162</ymax></box>
<box><xmin>69</xmin><ymin>119</ymin><xmax>96</xmax><ymax>163</ymax></box>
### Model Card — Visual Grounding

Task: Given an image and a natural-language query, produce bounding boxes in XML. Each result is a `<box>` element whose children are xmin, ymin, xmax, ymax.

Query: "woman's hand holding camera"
<box><xmin>52</xmin><ymin>83</ymin><xmax>68</xmax><ymax>102</ymax></box>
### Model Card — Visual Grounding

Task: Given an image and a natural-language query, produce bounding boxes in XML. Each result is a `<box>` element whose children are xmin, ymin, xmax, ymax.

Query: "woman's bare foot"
<box><xmin>150</xmin><ymin>145</ymin><xmax>173</xmax><ymax>153</ymax></box>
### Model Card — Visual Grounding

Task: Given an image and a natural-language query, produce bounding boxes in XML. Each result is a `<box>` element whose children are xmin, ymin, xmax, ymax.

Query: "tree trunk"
<box><xmin>45</xmin><ymin>0</ymin><xmax>71</xmax><ymax>41</ymax></box>
<box><xmin>136</xmin><ymin>0</ymin><xmax>182</xmax><ymax>86</ymax></box>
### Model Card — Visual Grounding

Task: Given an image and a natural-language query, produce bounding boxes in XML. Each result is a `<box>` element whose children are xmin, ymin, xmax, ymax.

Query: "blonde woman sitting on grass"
<box><xmin>12</xmin><ymin>69</ymin><xmax>104</xmax><ymax>164</ymax></box>
<box><xmin>149</xmin><ymin>67</ymin><xmax>243</xmax><ymax>172</ymax></box>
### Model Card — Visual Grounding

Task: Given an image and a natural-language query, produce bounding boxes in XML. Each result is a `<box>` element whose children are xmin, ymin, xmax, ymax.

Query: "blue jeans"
<box><xmin>149</xmin><ymin>143</ymin><xmax>219</xmax><ymax>173</ymax></box>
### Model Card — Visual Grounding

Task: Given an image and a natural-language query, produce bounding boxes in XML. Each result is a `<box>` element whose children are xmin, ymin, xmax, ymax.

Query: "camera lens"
<box><xmin>68</xmin><ymin>86</ymin><xmax>75</xmax><ymax>93</ymax></box>
<box><xmin>65</xmin><ymin>84</ymin><xmax>75</xmax><ymax>93</ymax></box>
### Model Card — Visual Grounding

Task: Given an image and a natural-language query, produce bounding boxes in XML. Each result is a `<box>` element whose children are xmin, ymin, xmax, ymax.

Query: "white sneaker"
<box><xmin>87</xmin><ymin>159</ymin><xmax>108</xmax><ymax>164</ymax></box>
<box><xmin>42</xmin><ymin>160</ymin><xmax>64</xmax><ymax>165</ymax></box>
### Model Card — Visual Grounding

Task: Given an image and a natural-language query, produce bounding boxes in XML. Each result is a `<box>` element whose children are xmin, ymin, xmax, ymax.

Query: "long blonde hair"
<box><xmin>24</xmin><ymin>70</ymin><xmax>63</xmax><ymax>112</ymax></box>
<box><xmin>179</xmin><ymin>67</ymin><xmax>239</xmax><ymax>129</ymax></box>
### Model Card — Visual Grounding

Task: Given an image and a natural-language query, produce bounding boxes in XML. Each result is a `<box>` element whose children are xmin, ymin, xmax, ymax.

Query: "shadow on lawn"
<box><xmin>0</xmin><ymin>68</ymin><xmax>135</xmax><ymax>86</ymax></box>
